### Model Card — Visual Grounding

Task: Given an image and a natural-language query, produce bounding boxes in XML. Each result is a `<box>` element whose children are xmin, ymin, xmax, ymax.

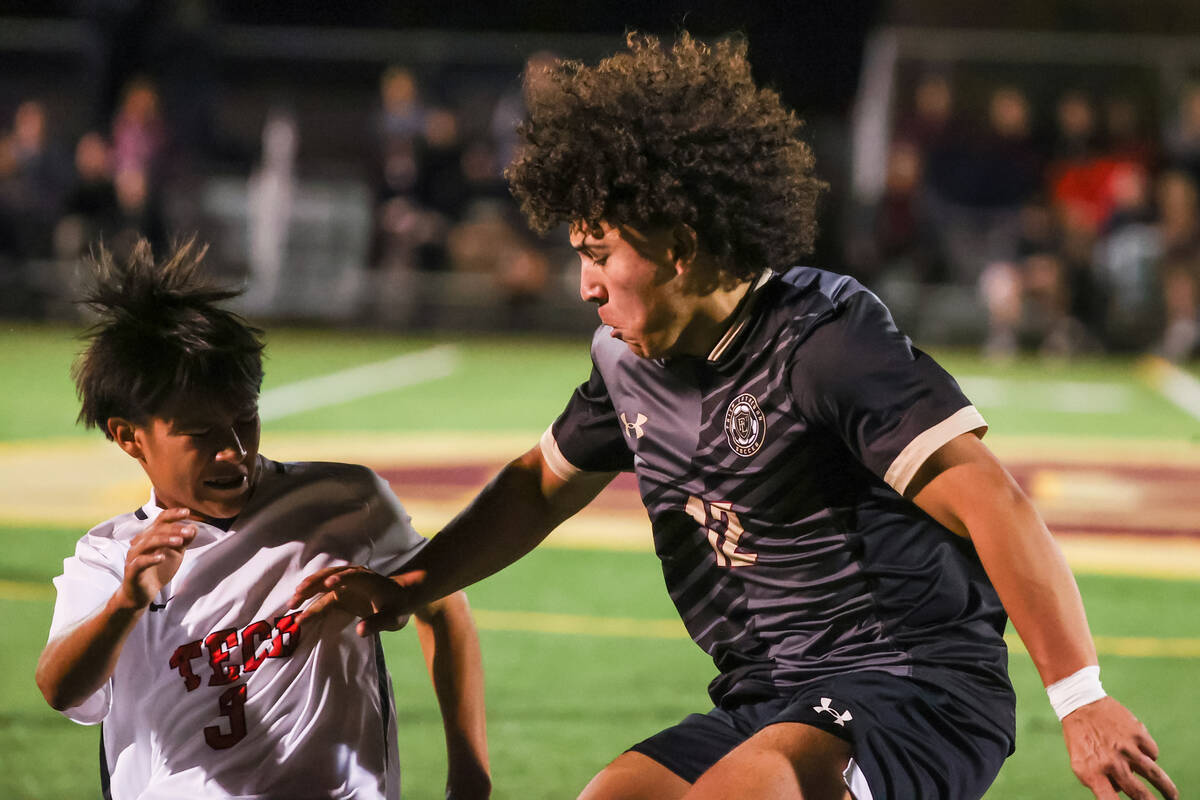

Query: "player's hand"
<box><xmin>121</xmin><ymin>507</ymin><xmax>196</xmax><ymax>610</ymax></box>
<box><xmin>292</xmin><ymin>566</ymin><xmax>425</xmax><ymax>636</ymax></box>
<box><xmin>1061</xmin><ymin>696</ymin><xmax>1177</xmax><ymax>799</ymax></box>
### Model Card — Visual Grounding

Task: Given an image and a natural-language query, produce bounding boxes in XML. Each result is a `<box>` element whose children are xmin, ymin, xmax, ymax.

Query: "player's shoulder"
<box><xmin>85</xmin><ymin>506</ymin><xmax>149</xmax><ymax>542</ymax></box>
<box><xmin>771</xmin><ymin>266</ymin><xmax>876</xmax><ymax>317</ymax></box>
<box><xmin>69</xmin><ymin>507</ymin><xmax>148</xmax><ymax>567</ymax></box>
<box><xmin>265</xmin><ymin>458</ymin><xmax>401</xmax><ymax>516</ymax></box>
<box><xmin>769</xmin><ymin>266</ymin><xmax>895</xmax><ymax>340</ymax></box>
<box><xmin>272</xmin><ymin>459</ymin><xmax>382</xmax><ymax>492</ymax></box>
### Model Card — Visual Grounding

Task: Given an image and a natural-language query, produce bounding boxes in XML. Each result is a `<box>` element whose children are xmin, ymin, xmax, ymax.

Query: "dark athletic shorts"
<box><xmin>629</xmin><ymin>669</ymin><xmax>1015</xmax><ymax>800</ymax></box>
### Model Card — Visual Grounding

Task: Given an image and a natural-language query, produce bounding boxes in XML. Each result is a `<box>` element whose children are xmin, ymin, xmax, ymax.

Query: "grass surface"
<box><xmin>1</xmin><ymin>323</ymin><xmax>1196</xmax><ymax>798</ymax></box>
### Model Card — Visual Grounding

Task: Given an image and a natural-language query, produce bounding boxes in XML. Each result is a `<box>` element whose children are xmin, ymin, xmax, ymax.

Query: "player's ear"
<box><xmin>669</xmin><ymin>224</ymin><xmax>699</xmax><ymax>273</ymax></box>
<box><xmin>107</xmin><ymin>417</ymin><xmax>143</xmax><ymax>459</ymax></box>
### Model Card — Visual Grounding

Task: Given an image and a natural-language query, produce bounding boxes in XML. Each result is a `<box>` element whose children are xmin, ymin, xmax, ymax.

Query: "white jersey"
<box><xmin>47</xmin><ymin>455</ymin><xmax>427</xmax><ymax>800</ymax></box>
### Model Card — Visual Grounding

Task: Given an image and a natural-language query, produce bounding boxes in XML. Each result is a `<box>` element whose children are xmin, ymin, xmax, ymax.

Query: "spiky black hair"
<box><xmin>73</xmin><ymin>238</ymin><xmax>265</xmax><ymax>436</ymax></box>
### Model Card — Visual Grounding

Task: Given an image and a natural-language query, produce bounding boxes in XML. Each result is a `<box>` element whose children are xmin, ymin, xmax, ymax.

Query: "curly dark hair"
<box><xmin>507</xmin><ymin>32</ymin><xmax>826</xmax><ymax>281</ymax></box>
<box><xmin>73</xmin><ymin>238</ymin><xmax>265</xmax><ymax>437</ymax></box>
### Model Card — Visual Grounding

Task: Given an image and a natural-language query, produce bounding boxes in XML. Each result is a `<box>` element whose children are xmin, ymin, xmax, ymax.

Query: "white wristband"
<box><xmin>1046</xmin><ymin>665</ymin><xmax>1106</xmax><ymax>721</ymax></box>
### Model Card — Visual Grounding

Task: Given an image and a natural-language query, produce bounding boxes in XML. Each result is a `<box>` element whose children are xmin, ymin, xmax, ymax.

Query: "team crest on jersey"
<box><xmin>724</xmin><ymin>393</ymin><xmax>766</xmax><ymax>456</ymax></box>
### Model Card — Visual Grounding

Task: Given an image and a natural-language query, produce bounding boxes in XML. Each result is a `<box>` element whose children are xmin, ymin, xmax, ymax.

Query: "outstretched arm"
<box><xmin>36</xmin><ymin>509</ymin><xmax>196</xmax><ymax>711</ymax></box>
<box><xmin>909</xmin><ymin>432</ymin><xmax>1177</xmax><ymax>800</ymax></box>
<box><xmin>406</xmin><ymin>444</ymin><xmax>615</xmax><ymax>603</ymax></box>
<box><xmin>413</xmin><ymin>591</ymin><xmax>490</xmax><ymax>800</ymax></box>
<box><xmin>293</xmin><ymin>443</ymin><xmax>615</xmax><ymax>629</ymax></box>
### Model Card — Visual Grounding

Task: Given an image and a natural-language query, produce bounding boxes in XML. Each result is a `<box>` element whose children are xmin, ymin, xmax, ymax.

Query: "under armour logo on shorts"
<box><xmin>812</xmin><ymin>697</ymin><xmax>853</xmax><ymax>726</ymax></box>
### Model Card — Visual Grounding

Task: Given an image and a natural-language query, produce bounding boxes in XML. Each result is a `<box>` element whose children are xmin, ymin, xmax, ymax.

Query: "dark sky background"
<box><xmin>215</xmin><ymin>0</ymin><xmax>883</xmax><ymax>115</ymax></box>
<box><xmin>0</xmin><ymin>0</ymin><xmax>882</xmax><ymax>116</ymax></box>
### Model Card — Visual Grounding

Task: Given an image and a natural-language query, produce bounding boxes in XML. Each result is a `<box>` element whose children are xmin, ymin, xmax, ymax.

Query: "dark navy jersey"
<box><xmin>542</xmin><ymin>267</ymin><xmax>1013</xmax><ymax>719</ymax></box>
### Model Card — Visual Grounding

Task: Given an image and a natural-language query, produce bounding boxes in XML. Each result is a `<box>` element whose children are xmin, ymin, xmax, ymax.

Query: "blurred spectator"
<box><xmin>0</xmin><ymin>100</ymin><xmax>72</xmax><ymax>260</ymax></box>
<box><xmin>850</xmin><ymin>72</ymin><xmax>956</xmax><ymax>283</ymax></box>
<box><xmin>1092</xmin><ymin>163</ymin><xmax>1162</xmax><ymax>348</ymax></box>
<box><xmin>365</xmin><ymin>66</ymin><xmax>442</xmax><ymax>325</ymax></box>
<box><xmin>243</xmin><ymin>109</ymin><xmax>298</xmax><ymax>314</ymax></box>
<box><xmin>894</xmin><ymin>72</ymin><xmax>955</xmax><ymax>155</ymax></box>
<box><xmin>1156</xmin><ymin>169</ymin><xmax>1200</xmax><ymax>360</ymax></box>
<box><xmin>110</xmin><ymin>167</ymin><xmax>168</xmax><ymax>261</ymax></box>
<box><xmin>864</xmin><ymin>140</ymin><xmax>938</xmax><ymax>282</ymax></box>
<box><xmin>374</xmin><ymin>66</ymin><xmax>427</xmax><ymax>205</ymax></box>
<box><xmin>491</xmin><ymin>51</ymin><xmax>559</xmax><ymax>171</ymax></box>
<box><xmin>1165</xmin><ymin>82</ymin><xmax>1200</xmax><ymax>188</ymax></box>
<box><xmin>51</xmin><ymin>126</ymin><xmax>168</xmax><ymax>265</ymax></box>
<box><xmin>1046</xmin><ymin>90</ymin><xmax>1114</xmax><ymax>232</ymax></box>
<box><xmin>1102</xmin><ymin>94</ymin><xmax>1157</xmax><ymax>169</ymax></box>
<box><xmin>980</xmin><ymin>245</ymin><xmax>1097</xmax><ymax>360</ymax></box>
<box><xmin>415</xmin><ymin>107</ymin><xmax>469</xmax><ymax>223</ymax></box>
<box><xmin>923</xmin><ymin>85</ymin><xmax>1041</xmax><ymax>285</ymax></box>
<box><xmin>53</xmin><ymin>132</ymin><xmax>121</xmax><ymax>260</ymax></box>
<box><xmin>112</xmin><ymin>77</ymin><xmax>168</xmax><ymax>181</ymax></box>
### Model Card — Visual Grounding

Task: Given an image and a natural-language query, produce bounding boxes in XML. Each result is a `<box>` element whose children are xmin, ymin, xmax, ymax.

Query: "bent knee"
<box><xmin>577</xmin><ymin>751</ymin><xmax>690</xmax><ymax>800</ymax></box>
<box><xmin>689</xmin><ymin>723</ymin><xmax>853</xmax><ymax>800</ymax></box>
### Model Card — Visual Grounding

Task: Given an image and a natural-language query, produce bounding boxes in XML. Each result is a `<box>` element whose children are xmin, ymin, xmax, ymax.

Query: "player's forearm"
<box><xmin>36</xmin><ymin>591</ymin><xmax>143</xmax><ymax>711</ymax></box>
<box><xmin>406</xmin><ymin>449</ymin><xmax>589</xmax><ymax>603</ymax></box>
<box><xmin>960</xmin><ymin>475</ymin><xmax>1099</xmax><ymax>686</ymax></box>
<box><xmin>415</xmin><ymin>593</ymin><xmax>491</xmax><ymax>797</ymax></box>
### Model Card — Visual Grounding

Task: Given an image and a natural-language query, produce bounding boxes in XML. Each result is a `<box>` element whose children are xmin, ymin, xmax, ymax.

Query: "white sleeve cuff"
<box><xmin>62</xmin><ymin>683</ymin><xmax>111</xmax><ymax>725</ymax></box>
<box><xmin>883</xmin><ymin>406</ymin><xmax>988</xmax><ymax>495</ymax></box>
<box><xmin>539</xmin><ymin>426</ymin><xmax>582</xmax><ymax>482</ymax></box>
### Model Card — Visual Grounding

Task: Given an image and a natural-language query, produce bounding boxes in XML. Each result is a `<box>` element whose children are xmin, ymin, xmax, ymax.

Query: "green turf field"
<box><xmin>1</xmin><ymin>322</ymin><xmax>1197</xmax><ymax>799</ymax></box>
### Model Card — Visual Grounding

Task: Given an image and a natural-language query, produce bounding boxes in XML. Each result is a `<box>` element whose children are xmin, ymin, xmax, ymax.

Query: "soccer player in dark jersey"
<box><xmin>295</xmin><ymin>33</ymin><xmax>1177</xmax><ymax>800</ymax></box>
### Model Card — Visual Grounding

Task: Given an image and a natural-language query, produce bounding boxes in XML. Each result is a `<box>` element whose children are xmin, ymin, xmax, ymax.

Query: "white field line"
<box><xmin>957</xmin><ymin>376</ymin><xmax>1134</xmax><ymax>414</ymax></box>
<box><xmin>259</xmin><ymin>345</ymin><xmax>459</xmax><ymax>421</ymax></box>
<box><xmin>1140</xmin><ymin>355</ymin><xmax>1200</xmax><ymax>422</ymax></box>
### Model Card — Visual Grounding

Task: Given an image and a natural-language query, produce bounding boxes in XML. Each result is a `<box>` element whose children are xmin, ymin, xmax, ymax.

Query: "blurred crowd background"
<box><xmin>2</xmin><ymin>0</ymin><xmax>1199</xmax><ymax>361</ymax></box>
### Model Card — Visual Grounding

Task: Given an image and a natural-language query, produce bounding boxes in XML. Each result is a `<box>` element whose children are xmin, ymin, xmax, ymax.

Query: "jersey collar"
<box><xmin>706</xmin><ymin>270</ymin><xmax>774</xmax><ymax>362</ymax></box>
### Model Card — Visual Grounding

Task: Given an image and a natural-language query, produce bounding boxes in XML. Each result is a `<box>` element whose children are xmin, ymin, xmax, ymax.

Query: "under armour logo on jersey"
<box><xmin>621</xmin><ymin>412</ymin><xmax>648</xmax><ymax>439</ymax></box>
<box><xmin>812</xmin><ymin>697</ymin><xmax>853</xmax><ymax>726</ymax></box>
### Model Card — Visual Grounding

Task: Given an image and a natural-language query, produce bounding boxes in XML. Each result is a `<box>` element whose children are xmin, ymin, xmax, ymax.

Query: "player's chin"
<box><xmin>193</xmin><ymin>500</ymin><xmax>245</xmax><ymax>521</ymax></box>
<box><xmin>619</xmin><ymin>336</ymin><xmax>652</xmax><ymax>358</ymax></box>
<box><xmin>628</xmin><ymin>340</ymin><xmax>666</xmax><ymax>360</ymax></box>
<box><xmin>194</xmin><ymin>486</ymin><xmax>250</xmax><ymax>519</ymax></box>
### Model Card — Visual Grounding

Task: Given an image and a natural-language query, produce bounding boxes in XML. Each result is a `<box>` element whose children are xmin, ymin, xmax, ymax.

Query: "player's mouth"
<box><xmin>203</xmin><ymin>474</ymin><xmax>247</xmax><ymax>492</ymax></box>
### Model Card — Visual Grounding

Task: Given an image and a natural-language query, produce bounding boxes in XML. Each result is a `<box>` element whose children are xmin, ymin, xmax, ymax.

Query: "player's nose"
<box><xmin>579</xmin><ymin>263</ymin><xmax>607</xmax><ymax>304</ymax></box>
<box><xmin>214</xmin><ymin>427</ymin><xmax>247</xmax><ymax>461</ymax></box>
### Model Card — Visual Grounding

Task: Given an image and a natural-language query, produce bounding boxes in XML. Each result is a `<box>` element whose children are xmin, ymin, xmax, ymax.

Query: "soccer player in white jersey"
<box><xmin>36</xmin><ymin>239</ymin><xmax>491</xmax><ymax>800</ymax></box>
<box><xmin>293</xmin><ymin>33</ymin><xmax>1176</xmax><ymax>800</ymax></box>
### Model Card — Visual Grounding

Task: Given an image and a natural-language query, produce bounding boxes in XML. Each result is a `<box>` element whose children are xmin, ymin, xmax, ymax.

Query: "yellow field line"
<box><xmin>472</xmin><ymin>609</ymin><xmax>688</xmax><ymax>639</ymax></box>
<box><xmin>472</xmin><ymin>609</ymin><xmax>1200</xmax><ymax>659</ymax></box>
<box><xmin>0</xmin><ymin>580</ymin><xmax>54</xmax><ymax>602</ymax></box>
<box><xmin>1002</xmin><ymin>633</ymin><xmax>1200</xmax><ymax>659</ymax></box>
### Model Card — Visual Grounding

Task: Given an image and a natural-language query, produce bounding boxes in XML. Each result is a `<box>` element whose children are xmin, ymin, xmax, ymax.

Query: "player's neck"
<box><xmin>670</xmin><ymin>277</ymin><xmax>754</xmax><ymax>359</ymax></box>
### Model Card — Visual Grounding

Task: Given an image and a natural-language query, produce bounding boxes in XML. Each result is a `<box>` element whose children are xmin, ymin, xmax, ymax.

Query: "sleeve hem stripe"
<box><xmin>540</xmin><ymin>426</ymin><xmax>582</xmax><ymax>481</ymax></box>
<box><xmin>884</xmin><ymin>406</ymin><xmax>988</xmax><ymax>495</ymax></box>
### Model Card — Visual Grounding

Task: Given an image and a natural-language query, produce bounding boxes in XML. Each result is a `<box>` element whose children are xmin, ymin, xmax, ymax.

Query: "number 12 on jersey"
<box><xmin>685</xmin><ymin>496</ymin><xmax>758</xmax><ymax>568</ymax></box>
